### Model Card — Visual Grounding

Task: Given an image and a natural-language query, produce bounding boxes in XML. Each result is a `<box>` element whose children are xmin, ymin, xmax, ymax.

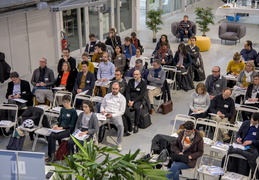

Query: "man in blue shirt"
<box><xmin>240</xmin><ymin>40</ymin><xmax>257</xmax><ymax>62</ymax></box>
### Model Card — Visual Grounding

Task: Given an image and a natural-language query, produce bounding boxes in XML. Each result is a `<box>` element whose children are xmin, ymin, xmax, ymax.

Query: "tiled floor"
<box><xmin>0</xmin><ymin>0</ymin><xmax>259</xmax><ymax>179</ymax></box>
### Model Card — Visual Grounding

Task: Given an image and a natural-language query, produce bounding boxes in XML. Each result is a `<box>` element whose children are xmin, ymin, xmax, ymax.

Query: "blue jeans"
<box><xmin>179</xmin><ymin>30</ymin><xmax>193</xmax><ymax>42</ymax></box>
<box><xmin>32</xmin><ymin>86</ymin><xmax>48</xmax><ymax>94</ymax></box>
<box><xmin>166</xmin><ymin>162</ymin><xmax>191</xmax><ymax>180</ymax></box>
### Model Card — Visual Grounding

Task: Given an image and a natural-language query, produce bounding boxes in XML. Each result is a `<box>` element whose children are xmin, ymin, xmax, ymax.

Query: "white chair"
<box><xmin>0</xmin><ymin>104</ymin><xmax>18</xmax><ymax>136</ymax></box>
<box><xmin>154</xmin><ymin>91</ymin><xmax>163</xmax><ymax>113</ymax></box>
<box><xmin>162</xmin><ymin>65</ymin><xmax>177</xmax><ymax>93</ymax></box>
<box><xmin>31</xmin><ymin>127</ymin><xmax>51</xmax><ymax>151</ymax></box>
<box><xmin>222</xmin><ymin>153</ymin><xmax>252</xmax><ymax>180</ymax></box>
<box><xmin>52</xmin><ymin>91</ymin><xmax>73</xmax><ymax>108</ymax></box>
<box><xmin>235</xmin><ymin>104</ymin><xmax>259</xmax><ymax>122</ymax></box>
<box><xmin>252</xmin><ymin>157</ymin><xmax>259</xmax><ymax>180</ymax></box>
<box><xmin>171</xmin><ymin>114</ymin><xmax>196</xmax><ymax>135</ymax></box>
<box><xmin>196</xmin><ymin>118</ymin><xmax>218</xmax><ymax>144</ymax></box>
<box><xmin>72</xmin><ymin>94</ymin><xmax>92</xmax><ymax>108</ymax></box>
<box><xmin>217</xmin><ymin>122</ymin><xmax>240</xmax><ymax>144</ymax></box>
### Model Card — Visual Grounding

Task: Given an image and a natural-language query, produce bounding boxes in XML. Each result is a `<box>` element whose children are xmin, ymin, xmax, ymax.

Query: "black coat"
<box><xmin>245</xmin><ymin>84</ymin><xmax>259</xmax><ymax>100</ymax></box>
<box><xmin>55</xmin><ymin>69</ymin><xmax>78</xmax><ymax>92</ymax></box>
<box><xmin>57</xmin><ymin>57</ymin><xmax>77</xmax><ymax>74</ymax></box>
<box><xmin>105</xmin><ymin>35</ymin><xmax>121</xmax><ymax>49</ymax></box>
<box><xmin>126</xmin><ymin>79</ymin><xmax>147</xmax><ymax>103</ymax></box>
<box><xmin>74</xmin><ymin>71</ymin><xmax>95</xmax><ymax>96</ymax></box>
<box><xmin>172</xmin><ymin>51</ymin><xmax>192</xmax><ymax>69</ymax></box>
<box><xmin>0</xmin><ymin>52</ymin><xmax>11</xmax><ymax>83</ymax></box>
<box><xmin>6</xmin><ymin>79</ymin><xmax>33</xmax><ymax>106</ymax></box>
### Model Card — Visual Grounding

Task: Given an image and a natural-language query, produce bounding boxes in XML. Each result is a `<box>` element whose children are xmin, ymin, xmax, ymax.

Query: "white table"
<box><xmin>216</xmin><ymin>5</ymin><xmax>259</xmax><ymax>17</ymax></box>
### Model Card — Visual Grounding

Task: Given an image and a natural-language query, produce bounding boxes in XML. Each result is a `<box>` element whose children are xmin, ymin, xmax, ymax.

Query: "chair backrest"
<box><xmin>0</xmin><ymin>104</ymin><xmax>18</xmax><ymax>122</ymax></box>
<box><xmin>252</xmin><ymin>157</ymin><xmax>259</xmax><ymax>180</ymax></box>
<box><xmin>53</xmin><ymin>91</ymin><xmax>73</xmax><ymax>108</ymax></box>
<box><xmin>171</xmin><ymin>114</ymin><xmax>196</xmax><ymax>135</ymax></box>
<box><xmin>217</xmin><ymin>122</ymin><xmax>240</xmax><ymax>144</ymax></box>
<box><xmin>171</xmin><ymin>21</ymin><xmax>197</xmax><ymax>37</ymax></box>
<box><xmin>73</xmin><ymin>94</ymin><xmax>92</xmax><ymax>108</ymax></box>
<box><xmin>235</xmin><ymin>105</ymin><xmax>259</xmax><ymax>122</ymax></box>
<box><xmin>196</xmin><ymin>118</ymin><xmax>218</xmax><ymax>143</ymax></box>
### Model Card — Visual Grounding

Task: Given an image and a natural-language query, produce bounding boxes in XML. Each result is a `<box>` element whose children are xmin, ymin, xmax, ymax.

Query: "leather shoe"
<box><xmin>133</xmin><ymin>126</ymin><xmax>138</xmax><ymax>133</ymax></box>
<box><xmin>150</xmin><ymin>108</ymin><xmax>155</xmax><ymax>115</ymax></box>
<box><xmin>124</xmin><ymin>132</ymin><xmax>131</xmax><ymax>136</ymax></box>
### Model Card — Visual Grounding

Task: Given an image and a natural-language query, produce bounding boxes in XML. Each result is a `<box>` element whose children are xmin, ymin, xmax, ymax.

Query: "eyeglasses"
<box><xmin>133</xmin><ymin>74</ymin><xmax>140</xmax><ymax>75</ymax></box>
<box><xmin>82</xmin><ymin>105</ymin><xmax>89</xmax><ymax>108</ymax></box>
<box><xmin>115</xmin><ymin>74</ymin><xmax>121</xmax><ymax>76</ymax></box>
<box><xmin>39</xmin><ymin>61</ymin><xmax>46</xmax><ymax>63</ymax></box>
<box><xmin>212</xmin><ymin>70</ymin><xmax>219</xmax><ymax>73</ymax></box>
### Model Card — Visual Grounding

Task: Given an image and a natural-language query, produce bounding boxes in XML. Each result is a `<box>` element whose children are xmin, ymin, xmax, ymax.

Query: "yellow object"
<box><xmin>188</xmin><ymin>36</ymin><xmax>211</xmax><ymax>52</ymax></box>
<box><xmin>77</xmin><ymin>61</ymin><xmax>95</xmax><ymax>73</ymax></box>
<box><xmin>226</xmin><ymin>60</ymin><xmax>245</xmax><ymax>75</ymax></box>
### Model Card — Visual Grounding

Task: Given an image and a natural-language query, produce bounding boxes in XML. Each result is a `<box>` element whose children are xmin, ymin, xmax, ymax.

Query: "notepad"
<box><xmin>72</xmin><ymin>129</ymin><xmax>89</xmax><ymax>141</ymax></box>
<box><xmin>171</xmin><ymin>154</ymin><xmax>189</xmax><ymax>163</ymax></box>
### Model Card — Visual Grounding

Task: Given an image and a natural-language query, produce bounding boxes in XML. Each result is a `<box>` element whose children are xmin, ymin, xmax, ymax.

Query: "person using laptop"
<box><xmin>166</xmin><ymin>121</ymin><xmax>204</xmax><ymax>180</ymax></box>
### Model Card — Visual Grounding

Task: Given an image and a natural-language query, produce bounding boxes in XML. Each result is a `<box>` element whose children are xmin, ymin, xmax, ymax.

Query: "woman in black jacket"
<box><xmin>55</xmin><ymin>61</ymin><xmax>77</xmax><ymax>92</ymax></box>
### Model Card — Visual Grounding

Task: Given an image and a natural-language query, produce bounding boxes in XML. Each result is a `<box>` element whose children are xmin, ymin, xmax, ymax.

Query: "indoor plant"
<box><xmin>146</xmin><ymin>9</ymin><xmax>164</xmax><ymax>43</ymax></box>
<box><xmin>195</xmin><ymin>7</ymin><xmax>215</xmax><ymax>37</ymax></box>
<box><xmin>51</xmin><ymin>137</ymin><xmax>169</xmax><ymax>180</ymax></box>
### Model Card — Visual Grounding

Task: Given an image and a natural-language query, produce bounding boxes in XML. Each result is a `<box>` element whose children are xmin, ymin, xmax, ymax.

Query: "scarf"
<box><xmin>244</xmin><ymin>70</ymin><xmax>253</xmax><ymax>83</ymax></box>
<box><xmin>208</xmin><ymin>75</ymin><xmax>220</xmax><ymax>93</ymax></box>
<box><xmin>154</xmin><ymin>67</ymin><xmax>162</xmax><ymax>78</ymax></box>
<box><xmin>38</xmin><ymin>67</ymin><xmax>46</xmax><ymax>82</ymax></box>
<box><xmin>158</xmin><ymin>47</ymin><xmax>168</xmax><ymax>60</ymax></box>
<box><xmin>122</xmin><ymin>44</ymin><xmax>133</xmax><ymax>56</ymax></box>
<box><xmin>181</xmin><ymin>131</ymin><xmax>195</xmax><ymax>152</ymax></box>
<box><xmin>111</xmin><ymin>35</ymin><xmax>118</xmax><ymax>49</ymax></box>
<box><xmin>130</xmin><ymin>37</ymin><xmax>139</xmax><ymax>48</ymax></box>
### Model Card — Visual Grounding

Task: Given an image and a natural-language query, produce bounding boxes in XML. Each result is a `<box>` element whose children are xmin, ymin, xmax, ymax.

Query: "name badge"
<box><xmin>253</xmin><ymin>132</ymin><xmax>257</xmax><ymax>136</ymax></box>
<box><xmin>192</xmin><ymin>49</ymin><xmax>195</xmax><ymax>52</ymax></box>
<box><xmin>136</xmin><ymin>88</ymin><xmax>140</xmax><ymax>91</ymax></box>
<box><xmin>66</xmin><ymin>114</ymin><xmax>71</xmax><ymax>117</ymax></box>
<box><xmin>45</xmin><ymin>78</ymin><xmax>49</xmax><ymax>81</ymax></box>
<box><xmin>224</xmin><ymin>104</ymin><xmax>229</xmax><ymax>108</ymax></box>
<box><xmin>166</xmin><ymin>53</ymin><xmax>168</xmax><ymax>56</ymax></box>
<box><xmin>237</xmin><ymin>69</ymin><xmax>240</xmax><ymax>71</ymax></box>
<box><xmin>59</xmin><ymin>76</ymin><xmax>61</xmax><ymax>78</ymax></box>
<box><xmin>118</xmin><ymin>57</ymin><xmax>122</xmax><ymax>60</ymax></box>
<box><xmin>90</xmin><ymin>45</ymin><xmax>93</xmax><ymax>47</ymax></box>
<box><xmin>22</xmin><ymin>91</ymin><xmax>26</xmax><ymax>94</ymax></box>
<box><xmin>87</xmin><ymin>80</ymin><xmax>90</xmax><ymax>83</ymax></box>
<box><xmin>158</xmin><ymin>75</ymin><xmax>160</xmax><ymax>78</ymax></box>
<box><xmin>124</xmin><ymin>50</ymin><xmax>126</xmax><ymax>53</ymax></box>
<box><xmin>99</xmin><ymin>57</ymin><xmax>102</xmax><ymax>60</ymax></box>
<box><xmin>216</xmin><ymin>84</ymin><xmax>220</xmax><ymax>87</ymax></box>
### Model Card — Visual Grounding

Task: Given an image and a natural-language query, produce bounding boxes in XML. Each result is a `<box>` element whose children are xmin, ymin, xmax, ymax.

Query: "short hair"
<box><xmin>189</xmin><ymin>36</ymin><xmax>196</xmax><ymax>41</ymax></box>
<box><xmin>160</xmin><ymin>41</ymin><xmax>168</xmax><ymax>47</ymax></box>
<box><xmin>41</xmin><ymin>58</ymin><xmax>47</xmax><ymax>63</ymax></box>
<box><xmin>82</xmin><ymin>100</ymin><xmax>94</xmax><ymax>112</ymax></box>
<box><xmin>124</xmin><ymin>37</ymin><xmax>130</xmax><ymax>42</ymax></box>
<box><xmin>89</xmin><ymin>33</ymin><xmax>95</xmax><ymax>38</ymax></box>
<box><xmin>253</xmin><ymin>73</ymin><xmax>259</xmax><ymax>79</ymax></box>
<box><xmin>135</xmin><ymin>59</ymin><xmax>143</xmax><ymax>64</ymax></box>
<box><xmin>62</xmin><ymin>94</ymin><xmax>71</xmax><ymax>102</ymax></box>
<box><xmin>94</xmin><ymin>42</ymin><xmax>102</xmax><ymax>48</ymax></box>
<box><xmin>62</xmin><ymin>61</ymin><xmax>71</xmax><ymax>72</ymax></box>
<box><xmin>233</xmin><ymin>52</ymin><xmax>241</xmax><ymax>61</ymax></box>
<box><xmin>134</xmin><ymin>69</ymin><xmax>141</xmax><ymax>74</ymax></box>
<box><xmin>184</xmin><ymin>15</ymin><xmax>189</xmax><ymax>18</ymax></box>
<box><xmin>195</xmin><ymin>83</ymin><xmax>206</xmax><ymax>95</ymax></box>
<box><xmin>10</xmin><ymin>71</ymin><xmax>19</xmax><ymax>78</ymax></box>
<box><xmin>82</xmin><ymin>52</ymin><xmax>89</xmax><ymax>57</ymax></box>
<box><xmin>184</xmin><ymin>121</ymin><xmax>194</xmax><ymax>130</ymax></box>
<box><xmin>213</xmin><ymin>66</ymin><xmax>221</xmax><ymax>72</ymax></box>
<box><xmin>153</xmin><ymin>59</ymin><xmax>161</xmax><ymax>65</ymax></box>
<box><xmin>223</xmin><ymin>87</ymin><xmax>232</xmax><ymax>93</ymax></box>
<box><xmin>81</xmin><ymin>61</ymin><xmax>89</xmax><ymax>66</ymax></box>
<box><xmin>252</xmin><ymin>112</ymin><xmax>259</xmax><ymax>121</ymax></box>
<box><xmin>246</xmin><ymin>40</ymin><xmax>252</xmax><ymax>48</ymax></box>
<box><xmin>244</xmin><ymin>61</ymin><xmax>255</xmax><ymax>71</ymax></box>
<box><xmin>115</xmin><ymin>69</ymin><xmax>122</xmax><ymax>74</ymax></box>
<box><xmin>110</xmin><ymin>28</ymin><xmax>116</xmax><ymax>32</ymax></box>
<box><xmin>131</xmin><ymin>32</ymin><xmax>136</xmax><ymax>37</ymax></box>
<box><xmin>63</xmin><ymin>48</ymin><xmax>70</xmax><ymax>53</ymax></box>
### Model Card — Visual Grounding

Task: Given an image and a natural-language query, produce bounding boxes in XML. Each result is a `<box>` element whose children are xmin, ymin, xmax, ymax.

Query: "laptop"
<box><xmin>171</xmin><ymin>154</ymin><xmax>189</xmax><ymax>163</ymax></box>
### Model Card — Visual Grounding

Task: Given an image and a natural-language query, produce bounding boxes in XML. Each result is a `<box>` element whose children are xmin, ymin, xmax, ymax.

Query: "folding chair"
<box><xmin>162</xmin><ymin>65</ymin><xmax>177</xmax><ymax>93</ymax></box>
<box><xmin>171</xmin><ymin>114</ymin><xmax>196</xmax><ymax>136</ymax></box>
<box><xmin>222</xmin><ymin>153</ymin><xmax>252</xmax><ymax>180</ymax></box>
<box><xmin>180</xmin><ymin>156</ymin><xmax>201</xmax><ymax>180</ymax></box>
<box><xmin>252</xmin><ymin>157</ymin><xmax>259</xmax><ymax>180</ymax></box>
<box><xmin>0</xmin><ymin>104</ymin><xmax>18</xmax><ymax>136</ymax></box>
<box><xmin>154</xmin><ymin>91</ymin><xmax>163</xmax><ymax>113</ymax></box>
<box><xmin>217</xmin><ymin>122</ymin><xmax>240</xmax><ymax>144</ymax></box>
<box><xmin>196</xmin><ymin>118</ymin><xmax>218</xmax><ymax>144</ymax></box>
<box><xmin>235</xmin><ymin>104</ymin><xmax>259</xmax><ymax>122</ymax></box>
<box><xmin>52</xmin><ymin>91</ymin><xmax>72</xmax><ymax>108</ymax></box>
<box><xmin>73</xmin><ymin>94</ymin><xmax>92</xmax><ymax>108</ymax></box>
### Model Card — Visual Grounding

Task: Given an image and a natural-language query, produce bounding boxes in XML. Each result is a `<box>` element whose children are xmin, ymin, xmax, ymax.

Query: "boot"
<box><xmin>45</xmin><ymin>153</ymin><xmax>56</xmax><ymax>163</ymax></box>
<box><xmin>133</xmin><ymin>125</ymin><xmax>139</xmax><ymax>133</ymax></box>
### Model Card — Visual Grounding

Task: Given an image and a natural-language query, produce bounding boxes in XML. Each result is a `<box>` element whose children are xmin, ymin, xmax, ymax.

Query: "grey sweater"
<box><xmin>205</xmin><ymin>75</ymin><xmax>227</xmax><ymax>96</ymax></box>
<box><xmin>75</xmin><ymin>112</ymin><xmax>99</xmax><ymax>135</ymax></box>
<box><xmin>147</xmin><ymin>68</ymin><xmax>166</xmax><ymax>88</ymax></box>
<box><xmin>31</xmin><ymin>67</ymin><xmax>55</xmax><ymax>87</ymax></box>
<box><xmin>189</xmin><ymin>92</ymin><xmax>210</xmax><ymax>111</ymax></box>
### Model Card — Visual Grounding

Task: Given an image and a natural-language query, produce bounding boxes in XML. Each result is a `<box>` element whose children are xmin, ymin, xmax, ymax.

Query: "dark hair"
<box><xmin>159</xmin><ymin>34</ymin><xmax>169</xmax><ymax>44</ymax></box>
<box><xmin>110</xmin><ymin>28</ymin><xmax>116</xmax><ymax>32</ymax></box>
<box><xmin>184</xmin><ymin>121</ymin><xmax>194</xmax><ymax>130</ymax></box>
<box><xmin>252</xmin><ymin>112</ymin><xmax>259</xmax><ymax>121</ymax></box>
<box><xmin>153</xmin><ymin>59</ymin><xmax>161</xmax><ymax>65</ymax></box>
<box><xmin>81</xmin><ymin>61</ymin><xmax>89</xmax><ymax>66</ymax></box>
<box><xmin>135</xmin><ymin>59</ymin><xmax>143</xmax><ymax>64</ymax></box>
<box><xmin>223</xmin><ymin>87</ymin><xmax>232</xmax><ymax>93</ymax></box>
<box><xmin>63</xmin><ymin>48</ymin><xmax>70</xmax><ymax>53</ymax></box>
<box><xmin>89</xmin><ymin>33</ymin><xmax>95</xmax><ymax>38</ymax></box>
<box><xmin>178</xmin><ymin>43</ymin><xmax>187</xmax><ymax>58</ymax></box>
<box><xmin>114</xmin><ymin>45</ymin><xmax>123</xmax><ymax>56</ymax></box>
<box><xmin>115</xmin><ymin>70</ymin><xmax>123</xmax><ymax>74</ymax></box>
<box><xmin>131</xmin><ymin>32</ymin><xmax>136</xmax><ymax>38</ymax></box>
<box><xmin>10</xmin><ymin>71</ymin><xmax>19</xmax><ymax>78</ymax></box>
<box><xmin>94</xmin><ymin>42</ymin><xmax>102</xmax><ymax>48</ymax></box>
<box><xmin>184</xmin><ymin>15</ymin><xmax>189</xmax><ymax>18</ymax></box>
<box><xmin>82</xmin><ymin>100</ymin><xmax>94</xmax><ymax>112</ymax></box>
<box><xmin>62</xmin><ymin>95</ymin><xmax>71</xmax><ymax>102</ymax></box>
<box><xmin>82</xmin><ymin>52</ymin><xmax>89</xmax><ymax>57</ymax></box>
<box><xmin>124</xmin><ymin>37</ymin><xmax>130</xmax><ymax>42</ymax></box>
<box><xmin>246</xmin><ymin>40</ymin><xmax>252</xmax><ymax>48</ymax></box>
<box><xmin>160</xmin><ymin>41</ymin><xmax>168</xmax><ymax>47</ymax></box>
<box><xmin>189</xmin><ymin>36</ymin><xmax>196</xmax><ymax>41</ymax></box>
<box><xmin>136</xmin><ymin>47</ymin><xmax>142</xmax><ymax>55</ymax></box>
<box><xmin>195</xmin><ymin>83</ymin><xmax>206</xmax><ymax>95</ymax></box>
<box><xmin>253</xmin><ymin>73</ymin><xmax>259</xmax><ymax>79</ymax></box>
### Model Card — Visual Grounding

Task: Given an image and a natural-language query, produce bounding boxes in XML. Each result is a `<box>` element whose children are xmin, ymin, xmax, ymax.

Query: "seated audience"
<box><xmin>85</xmin><ymin>33</ymin><xmax>100</xmax><ymax>55</ymax></box>
<box><xmin>205</xmin><ymin>66</ymin><xmax>227</xmax><ymax>100</ymax></box>
<box><xmin>68</xmin><ymin>100</ymin><xmax>99</xmax><ymax>154</ymax></box>
<box><xmin>55</xmin><ymin>62</ymin><xmax>77</xmax><ymax>92</ymax></box>
<box><xmin>77</xmin><ymin>52</ymin><xmax>94</xmax><ymax>73</ymax></box>
<box><xmin>240</xmin><ymin>40</ymin><xmax>257</xmax><ymax>62</ymax></box>
<box><xmin>152</xmin><ymin>34</ymin><xmax>170</xmax><ymax>55</ymax></box>
<box><xmin>45</xmin><ymin>95</ymin><xmax>77</xmax><ymax>163</ymax></box>
<box><xmin>185</xmin><ymin>36</ymin><xmax>199</xmax><ymax>59</ymax></box>
<box><xmin>226</xmin><ymin>52</ymin><xmax>245</xmax><ymax>87</ymax></box>
<box><xmin>57</xmin><ymin>48</ymin><xmax>76</xmax><ymax>74</ymax></box>
<box><xmin>172</xmin><ymin>43</ymin><xmax>192</xmax><ymax>91</ymax></box>
<box><xmin>92</xmin><ymin>43</ymin><xmax>105</xmax><ymax>63</ymax></box>
<box><xmin>101</xmin><ymin>82</ymin><xmax>126</xmax><ymax>151</ymax></box>
<box><xmin>112</xmin><ymin>45</ymin><xmax>126</xmax><ymax>72</ymax></box>
<box><xmin>122</xmin><ymin>37</ymin><xmax>136</xmax><ymax>70</ymax></box>
<box><xmin>105</xmin><ymin>28</ymin><xmax>121</xmax><ymax>49</ymax></box>
<box><xmin>108</xmin><ymin>70</ymin><xmax>127</xmax><ymax>95</ymax></box>
<box><xmin>130</xmin><ymin>32</ymin><xmax>143</xmax><ymax>51</ymax></box>
<box><xmin>74</xmin><ymin>61</ymin><xmax>95</xmax><ymax>96</ymax></box>
<box><xmin>167</xmin><ymin>121</ymin><xmax>204</xmax><ymax>180</ymax></box>
<box><xmin>147</xmin><ymin>60</ymin><xmax>165</xmax><ymax>114</ymax></box>
<box><xmin>210</xmin><ymin>88</ymin><xmax>235</xmax><ymax>141</ymax></box>
<box><xmin>179</xmin><ymin>15</ymin><xmax>193</xmax><ymax>42</ymax></box>
<box><xmin>31</xmin><ymin>58</ymin><xmax>55</xmax><ymax>93</ymax></box>
<box><xmin>154</xmin><ymin>41</ymin><xmax>173</xmax><ymax>65</ymax></box>
<box><xmin>126</xmin><ymin>59</ymin><xmax>149</xmax><ymax>82</ymax></box>
<box><xmin>189</xmin><ymin>83</ymin><xmax>210</xmax><ymax>120</ymax></box>
<box><xmin>129</xmin><ymin>47</ymin><xmax>145</xmax><ymax>69</ymax></box>
<box><xmin>126</xmin><ymin>70</ymin><xmax>147</xmax><ymax>133</ymax></box>
<box><xmin>6</xmin><ymin>72</ymin><xmax>33</xmax><ymax>107</ymax></box>
<box><xmin>96</xmin><ymin>52</ymin><xmax>115</xmax><ymax>97</ymax></box>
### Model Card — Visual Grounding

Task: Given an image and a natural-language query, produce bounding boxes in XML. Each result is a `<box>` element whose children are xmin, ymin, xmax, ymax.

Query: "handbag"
<box><xmin>159</xmin><ymin>100</ymin><xmax>173</xmax><ymax>115</ymax></box>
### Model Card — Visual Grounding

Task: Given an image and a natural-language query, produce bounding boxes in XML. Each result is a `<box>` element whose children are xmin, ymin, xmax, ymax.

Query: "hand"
<box><xmin>237</xmin><ymin>138</ymin><xmax>242</xmax><ymax>144</ymax></box>
<box><xmin>79</xmin><ymin>131</ymin><xmax>88</xmax><ymax>136</ymax></box>
<box><xmin>180</xmin><ymin>65</ymin><xmax>184</xmax><ymax>68</ymax></box>
<box><xmin>103</xmin><ymin>78</ymin><xmax>108</xmax><ymax>82</ymax></box>
<box><xmin>188</xmin><ymin>156</ymin><xmax>192</xmax><ymax>160</ymax></box>
<box><xmin>13</xmin><ymin>94</ymin><xmax>20</xmax><ymax>99</ymax></box>
<box><xmin>248</xmin><ymin>98</ymin><xmax>253</xmax><ymax>102</ymax></box>
<box><xmin>39</xmin><ymin>82</ymin><xmax>46</xmax><ymax>86</ymax></box>
<box><xmin>36</xmin><ymin>83</ymin><xmax>41</xmax><ymax>86</ymax></box>
<box><xmin>106</xmin><ymin>113</ymin><xmax>112</xmax><ymax>118</ymax></box>
<box><xmin>53</xmin><ymin>125</ymin><xmax>58</xmax><ymax>130</ymax></box>
<box><xmin>217</xmin><ymin>111</ymin><xmax>222</xmax><ymax>116</ymax></box>
<box><xmin>176</xmin><ymin>65</ymin><xmax>180</xmax><ymax>67</ymax></box>
<box><xmin>242</xmin><ymin>140</ymin><xmax>252</xmax><ymax>146</ymax></box>
<box><xmin>98</xmin><ymin>79</ymin><xmax>102</xmax><ymax>82</ymax></box>
<box><xmin>210</xmin><ymin>95</ymin><xmax>214</xmax><ymax>100</ymax></box>
<box><xmin>101</xmin><ymin>111</ymin><xmax>106</xmax><ymax>115</ymax></box>
<box><xmin>77</xmin><ymin>89</ymin><xmax>82</xmax><ymax>93</ymax></box>
<box><xmin>179</xmin><ymin>152</ymin><xmax>183</xmax><ymax>155</ymax></box>
<box><xmin>194</xmin><ymin>52</ymin><xmax>196</xmax><ymax>54</ymax></box>
<box><xmin>220</xmin><ymin>114</ymin><xmax>225</xmax><ymax>118</ymax></box>
<box><xmin>193</xmin><ymin>109</ymin><xmax>198</xmax><ymax>113</ymax></box>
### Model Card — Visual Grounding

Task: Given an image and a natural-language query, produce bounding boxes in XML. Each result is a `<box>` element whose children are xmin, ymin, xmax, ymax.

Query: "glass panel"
<box><xmin>63</xmin><ymin>9</ymin><xmax>79</xmax><ymax>51</ymax></box>
<box><xmin>174</xmin><ymin>0</ymin><xmax>182</xmax><ymax>10</ymax></box>
<box><xmin>81</xmin><ymin>8</ymin><xmax>86</xmax><ymax>48</ymax></box>
<box><xmin>162</xmin><ymin>0</ymin><xmax>174</xmax><ymax>14</ymax></box>
<box><xmin>89</xmin><ymin>6</ymin><xmax>100</xmax><ymax>40</ymax></box>
<box><xmin>120</xmin><ymin>0</ymin><xmax>132</xmax><ymax>31</ymax></box>
<box><xmin>102</xmin><ymin>11</ymin><xmax>110</xmax><ymax>40</ymax></box>
<box><xmin>148</xmin><ymin>0</ymin><xmax>160</xmax><ymax>10</ymax></box>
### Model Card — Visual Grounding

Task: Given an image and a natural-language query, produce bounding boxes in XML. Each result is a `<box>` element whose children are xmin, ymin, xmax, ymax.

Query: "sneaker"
<box><xmin>117</xmin><ymin>144</ymin><xmax>122</xmax><ymax>152</ymax></box>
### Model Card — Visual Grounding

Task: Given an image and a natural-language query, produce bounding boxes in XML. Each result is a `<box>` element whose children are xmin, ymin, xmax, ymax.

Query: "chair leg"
<box><xmin>31</xmin><ymin>134</ymin><xmax>39</xmax><ymax>151</ymax></box>
<box><xmin>155</xmin><ymin>96</ymin><xmax>163</xmax><ymax>113</ymax></box>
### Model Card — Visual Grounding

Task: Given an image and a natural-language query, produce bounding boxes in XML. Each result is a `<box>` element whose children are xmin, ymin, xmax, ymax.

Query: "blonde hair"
<box><xmin>195</xmin><ymin>83</ymin><xmax>206</xmax><ymax>95</ymax></box>
<box><xmin>244</xmin><ymin>61</ymin><xmax>255</xmax><ymax>72</ymax></box>
<box><xmin>233</xmin><ymin>52</ymin><xmax>241</xmax><ymax>61</ymax></box>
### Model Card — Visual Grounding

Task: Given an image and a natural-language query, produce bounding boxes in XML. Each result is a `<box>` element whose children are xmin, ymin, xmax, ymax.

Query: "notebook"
<box><xmin>171</xmin><ymin>154</ymin><xmax>189</xmax><ymax>163</ymax></box>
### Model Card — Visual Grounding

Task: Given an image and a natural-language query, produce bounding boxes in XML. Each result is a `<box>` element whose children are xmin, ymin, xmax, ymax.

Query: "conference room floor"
<box><xmin>0</xmin><ymin>0</ymin><xmax>259</xmax><ymax>179</ymax></box>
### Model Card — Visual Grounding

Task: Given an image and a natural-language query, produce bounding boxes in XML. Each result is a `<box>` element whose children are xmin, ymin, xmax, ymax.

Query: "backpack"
<box><xmin>98</xmin><ymin>124</ymin><xmax>106</xmax><ymax>143</ymax></box>
<box><xmin>56</xmin><ymin>141</ymin><xmax>69</xmax><ymax>161</ymax></box>
<box><xmin>6</xmin><ymin>136</ymin><xmax>25</xmax><ymax>151</ymax></box>
<box><xmin>139</xmin><ymin>106</ymin><xmax>152</xmax><ymax>129</ymax></box>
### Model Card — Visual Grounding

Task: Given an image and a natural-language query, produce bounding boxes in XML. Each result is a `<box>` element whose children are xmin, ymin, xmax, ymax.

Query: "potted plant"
<box><xmin>51</xmin><ymin>137</ymin><xmax>169</xmax><ymax>180</ymax></box>
<box><xmin>146</xmin><ymin>9</ymin><xmax>164</xmax><ymax>43</ymax></box>
<box><xmin>195</xmin><ymin>7</ymin><xmax>215</xmax><ymax>37</ymax></box>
